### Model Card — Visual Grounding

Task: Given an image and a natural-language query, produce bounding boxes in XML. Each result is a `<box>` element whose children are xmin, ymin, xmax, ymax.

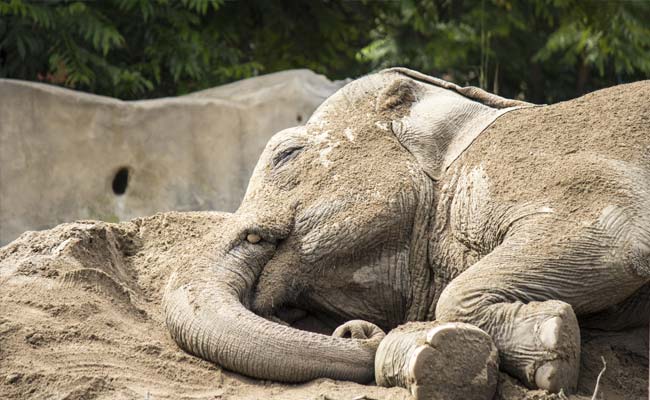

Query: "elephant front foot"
<box><xmin>375</xmin><ymin>322</ymin><xmax>498</xmax><ymax>400</ymax></box>
<box><xmin>513</xmin><ymin>301</ymin><xmax>581</xmax><ymax>393</ymax></box>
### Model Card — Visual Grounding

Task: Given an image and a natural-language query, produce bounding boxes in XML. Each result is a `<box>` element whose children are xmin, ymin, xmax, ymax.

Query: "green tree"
<box><xmin>360</xmin><ymin>0</ymin><xmax>650</xmax><ymax>103</ymax></box>
<box><xmin>1</xmin><ymin>0</ymin><xmax>649</xmax><ymax>103</ymax></box>
<box><xmin>0</xmin><ymin>0</ymin><xmax>379</xmax><ymax>99</ymax></box>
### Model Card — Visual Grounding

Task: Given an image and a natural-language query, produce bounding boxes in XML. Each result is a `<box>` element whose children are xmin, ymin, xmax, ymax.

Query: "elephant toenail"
<box><xmin>424</xmin><ymin>325</ymin><xmax>450</xmax><ymax>348</ymax></box>
<box><xmin>539</xmin><ymin>317</ymin><xmax>562</xmax><ymax>349</ymax></box>
<box><xmin>246</xmin><ymin>233</ymin><xmax>261</xmax><ymax>244</ymax></box>
<box><xmin>535</xmin><ymin>360</ymin><xmax>558</xmax><ymax>391</ymax></box>
<box><xmin>536</xmin><ymin>359</ymin><xmax>576</xmax><ymax>393</ymax></box>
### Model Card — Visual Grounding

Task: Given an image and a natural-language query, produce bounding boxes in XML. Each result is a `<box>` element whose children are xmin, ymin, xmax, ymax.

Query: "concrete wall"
<box><xmin>0</xmin><ymin>70</ymin><xmax>344</xmax><ymax>244</ymax></box>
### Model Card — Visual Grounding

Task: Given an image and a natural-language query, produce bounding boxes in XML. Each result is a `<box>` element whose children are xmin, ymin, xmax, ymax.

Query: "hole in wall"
<box><xmin>112</xmin><ymin>167</ymin><xmax>130</xmax><ymax>195</ymax></box>
<box><xmin>296</xmin><ymin>114</ymin><xmax>303</xmax><ymax>123</ymax></box>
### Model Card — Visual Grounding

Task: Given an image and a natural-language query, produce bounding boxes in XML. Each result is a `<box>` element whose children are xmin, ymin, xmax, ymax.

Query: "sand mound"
<box><xmin>0</xmin><ymin>212</ymin><xmax>646</xmax><ymax>400</ymax></box>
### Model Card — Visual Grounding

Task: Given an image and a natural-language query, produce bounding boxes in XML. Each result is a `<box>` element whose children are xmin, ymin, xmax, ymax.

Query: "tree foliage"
<box><xmin>360</xmin><ymin>0</ymin><xmax>650</xmax><ymax>102</ymax></box>
<box><xmin>1</xmin><ymin>0</ymin><xmax>648</xmax><ymax>102</ymax></box>
<box><xmin>0</xmin><ymin>0</ymin><xmax>377</xmax><ymax>99</ymax></box>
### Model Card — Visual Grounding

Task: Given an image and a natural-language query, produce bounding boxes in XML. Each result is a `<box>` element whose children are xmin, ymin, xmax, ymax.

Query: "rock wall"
<box><xmin>0</xmin><ymin>70</ymin><xmax>344</xmax><ymax>244</ymax></box>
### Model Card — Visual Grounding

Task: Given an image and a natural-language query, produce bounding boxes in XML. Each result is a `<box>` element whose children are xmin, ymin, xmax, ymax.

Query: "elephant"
<box><xmin>162</xmin><ymin>68</ymin><xmax>650</xmax><ymax>399</ymax></box>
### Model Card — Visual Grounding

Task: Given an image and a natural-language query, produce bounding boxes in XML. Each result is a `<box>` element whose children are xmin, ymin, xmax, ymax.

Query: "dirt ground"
<box><xmin>0</xmin><ymin>211</ymin><xmax>647</xmax><ymax>400</ymax></box>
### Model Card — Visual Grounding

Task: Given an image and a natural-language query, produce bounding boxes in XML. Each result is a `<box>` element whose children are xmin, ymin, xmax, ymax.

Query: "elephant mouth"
<box><xmin>272</xmin><ymin>305</ymin><xmax>341</xmax><ymax>335</ymax></box>
<box><xmin>247</xmin><ymin>243</ymin><xmax>348</xmax><ymax>336</ymax></box>
<box><xmin>250</xmin><ymin>248</ymin><xmax>385</xmax><ymax>337</ymax></box>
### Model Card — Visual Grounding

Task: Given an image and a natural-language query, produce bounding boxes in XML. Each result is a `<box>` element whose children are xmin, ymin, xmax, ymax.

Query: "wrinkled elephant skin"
<box><xmin>164</xmin><ymin>68</ymin><xmax>650</xmax><ymax>399</ymax></box>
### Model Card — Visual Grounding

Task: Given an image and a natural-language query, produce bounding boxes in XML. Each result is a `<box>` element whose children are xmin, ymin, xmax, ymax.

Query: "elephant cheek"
<box><xmin>251</xmin><ymin>248</ymin><xmax>303</xmax><ymax>315</ymax></box>
<box><xmin>352</xmin><ymin>267</ymin><xmax>408</xmax><ymax>328</ymax></box>
<box><xmin>308</xmin><ymin>263</ymin><xmax>408</xmax><ymax>330</ymax></box>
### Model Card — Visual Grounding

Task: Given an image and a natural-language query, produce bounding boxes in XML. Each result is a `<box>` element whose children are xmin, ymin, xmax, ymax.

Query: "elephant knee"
<box><xmin>436</xmin><ymin>282</ymin><xmax>475</xmax><ymax>322</ymax></box>
<box><xmin>435</xmin><ymin>281</ymin><xmax>502</xmax><ymax>324</ymax></box>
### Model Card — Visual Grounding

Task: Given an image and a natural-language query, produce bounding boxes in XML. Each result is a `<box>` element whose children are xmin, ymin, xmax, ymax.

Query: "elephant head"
<box><xmin>163</xmin><ymin>68</ymin><xmax>529</xmax><ymax>383</ymax></box>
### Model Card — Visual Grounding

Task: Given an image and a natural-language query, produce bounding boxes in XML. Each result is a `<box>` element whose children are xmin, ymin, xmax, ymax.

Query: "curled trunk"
<box><xmin>163</xmin><ymin>239</ymin><xmax>382</xmax><ymax>383</ymax></box>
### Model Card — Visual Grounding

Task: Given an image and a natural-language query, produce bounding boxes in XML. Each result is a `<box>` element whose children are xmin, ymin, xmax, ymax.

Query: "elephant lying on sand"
<box><xmin>163</xmin><ymin>68</ymin><xmax>650</xmax><ymax>399</ymax></box>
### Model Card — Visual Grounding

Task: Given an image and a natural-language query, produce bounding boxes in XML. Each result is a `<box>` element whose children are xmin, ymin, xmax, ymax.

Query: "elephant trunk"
<box><xmin>163</xmin><ymin>238</ymin><xmax>382</xmax><ymax>383</ymax></box>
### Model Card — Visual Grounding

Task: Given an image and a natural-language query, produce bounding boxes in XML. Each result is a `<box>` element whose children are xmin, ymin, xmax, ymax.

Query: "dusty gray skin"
<box><xmin>163</xmin><ymin>68</ymin><xmax>650</xmax><ymax>399</ymax></box>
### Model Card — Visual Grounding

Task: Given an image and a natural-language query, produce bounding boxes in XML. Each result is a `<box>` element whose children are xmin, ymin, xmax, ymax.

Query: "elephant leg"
<box><xmin>580</xmin><ymin>282</ymin><xmax>650</xmax><ymax>330</ymax></box>
<box><xmin>434</xmin><ymin>219</ymin><xmax>649</xmax><ymax>393</ymax></box>
<box><xmin>374</xmin><ymin>321</ymin><xmax>499</xmax><ymax>400</ymax></box>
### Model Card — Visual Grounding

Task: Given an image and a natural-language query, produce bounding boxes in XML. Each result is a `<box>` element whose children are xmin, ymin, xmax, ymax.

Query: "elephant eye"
<box><xmin>272</xmin><ymin>146</ymin><xmax>303</xmax><ymax>169</ymax></box>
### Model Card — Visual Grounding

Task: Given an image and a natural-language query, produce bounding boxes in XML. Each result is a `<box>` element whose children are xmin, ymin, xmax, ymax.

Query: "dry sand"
<box><xmin>0</xmin><ymin>212</ymin><xmax>646</xmax><ymax>400</ymax></box>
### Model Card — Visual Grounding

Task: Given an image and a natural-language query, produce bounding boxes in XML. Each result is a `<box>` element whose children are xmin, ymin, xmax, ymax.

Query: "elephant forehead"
<box><xmin>302</xmin><ymin>102</ymin><xmax>403</xmax><ymax>170</ymax></box>
<box><xmin>305</xmin><ymin>125</ymin><xmax>340</xmax><ymax>168</ymax></box>
<box><xmin>310</xmin><ymin>71</ymin><xmax>389</xmax><ymax>116</ymax></box>
<box><xmin>306</xmin><ymin>74</ymin><xmax>396</xmax><ymax>140</ymax></box>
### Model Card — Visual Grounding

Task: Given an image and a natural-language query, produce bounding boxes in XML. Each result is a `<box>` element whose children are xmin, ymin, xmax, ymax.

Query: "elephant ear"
<box><xmin>378</xmin><ymin>67</ymin><xmax>533</xmax><ymax>180</ymax></box>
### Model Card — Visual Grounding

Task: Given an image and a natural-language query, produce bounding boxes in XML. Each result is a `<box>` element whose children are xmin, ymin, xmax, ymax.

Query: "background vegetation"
<box><xmin>1</xmin><ymin>0</ymin><xmax>649</xmax><ymax>103</ymax></box>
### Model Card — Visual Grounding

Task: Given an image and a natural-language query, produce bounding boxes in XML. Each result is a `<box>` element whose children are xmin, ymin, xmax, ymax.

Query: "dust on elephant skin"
<box><xmin>2</xmin><ymin>71</ymin><xmax>650</xmax><ymax>400</ymax></box>
<box><xmin>161</xmin><ymin>69</ymin><xmax>649</xmax><ymax>397</ymax></box>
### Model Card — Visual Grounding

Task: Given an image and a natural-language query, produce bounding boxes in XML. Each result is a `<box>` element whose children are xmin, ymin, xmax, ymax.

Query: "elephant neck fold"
<box><xmin>405</xmin><ymin>175</ymin><xmax>438</xmax><ymax>322</ymax></box>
